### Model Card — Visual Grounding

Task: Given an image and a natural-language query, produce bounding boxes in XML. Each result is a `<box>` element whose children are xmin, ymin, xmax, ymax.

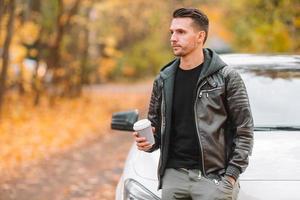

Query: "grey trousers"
<box><xmin>161</xmin><ymin>168</ymin><xmax>240</xmax><ymax>200</ymax></box>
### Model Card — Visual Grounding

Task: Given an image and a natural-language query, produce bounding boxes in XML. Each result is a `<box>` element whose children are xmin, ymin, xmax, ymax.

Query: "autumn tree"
<box><xmin>222</xmin><ymin>0</ymin><xmax>300</xmax><ymax>53</ymax></box>
<box><xmin>1</xmin><ymin>0</ymin><xmax>299</xmax><ymax>113</ymax></box>
<box><xmin>0</xmin><ymin>0</ymin><xmax>16</xmax><ymax>115</ymax></box>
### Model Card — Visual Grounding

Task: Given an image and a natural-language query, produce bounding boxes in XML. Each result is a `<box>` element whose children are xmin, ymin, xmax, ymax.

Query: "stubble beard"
<box><xmin>172</xmin><ymin>47</ymin><xmax>185</xmax><ymax>57</ymax></box>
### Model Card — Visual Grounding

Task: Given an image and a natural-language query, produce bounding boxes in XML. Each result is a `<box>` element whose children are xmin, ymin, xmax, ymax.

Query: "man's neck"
<box><xmin>179</xmin><ymin>48</ymin><xmax>204</xmax><ymax>70</ymax></box>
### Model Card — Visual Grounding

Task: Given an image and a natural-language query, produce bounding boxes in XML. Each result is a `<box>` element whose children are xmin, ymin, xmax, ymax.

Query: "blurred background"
<box><xmin>0</xmin><ymin>0</ymin><xmax>299</xmax><ymax>199</ymax></box>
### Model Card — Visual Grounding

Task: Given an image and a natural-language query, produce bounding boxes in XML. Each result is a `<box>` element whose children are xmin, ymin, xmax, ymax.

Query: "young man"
<box><xmin>133</xmin><ymin>7</ymin><xmax>253</xmax><ymax>200</ymax></box>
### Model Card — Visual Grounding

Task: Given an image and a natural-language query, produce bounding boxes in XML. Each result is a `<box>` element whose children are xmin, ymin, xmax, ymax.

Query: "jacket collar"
<box><xmin>159</xmin><ymin>58</ymin><xmax>179</xmax><ymax>80</ymax></box>
<box><xmin>159</xmin><ymin>48</ymin><xmax>227</xmax><ymax>81</ymax></box>
<box><xmin>199</xmin><ymin>48</ymin><xmax>227</xmax><ymax>81</ymax></box>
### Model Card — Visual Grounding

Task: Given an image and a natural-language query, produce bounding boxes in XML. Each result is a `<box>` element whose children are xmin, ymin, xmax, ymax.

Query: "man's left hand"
<box><xmin>225</xmin><ymin>175</ymin><xmax>236</xmax><ymax>186</ymax></box>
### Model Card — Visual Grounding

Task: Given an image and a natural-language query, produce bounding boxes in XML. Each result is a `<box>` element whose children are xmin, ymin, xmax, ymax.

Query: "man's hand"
<box><xmin>133</xmin><ymin>127</ymin><xmax>155</xmax><ymax>152</ymax></box>
<box><xmin>224</xmin><ymin>175</ymin><xmax>236</xmax><ymax>186</ymax></box>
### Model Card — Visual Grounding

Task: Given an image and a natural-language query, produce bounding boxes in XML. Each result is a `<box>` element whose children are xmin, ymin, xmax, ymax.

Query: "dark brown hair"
<box><xmin>173</xmin><ymin>8</ymin><xmax>209</xmax><ymax>44</ymax></box>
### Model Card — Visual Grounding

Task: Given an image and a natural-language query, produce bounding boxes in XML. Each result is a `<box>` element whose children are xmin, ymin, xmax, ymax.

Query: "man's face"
<box><xmin>169</xmin><ymin>17</ymin><xmax>204</xmax><ymax>57</ymax></box>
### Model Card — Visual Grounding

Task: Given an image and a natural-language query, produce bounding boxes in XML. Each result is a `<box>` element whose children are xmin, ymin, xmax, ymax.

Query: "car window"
<box><xmin>239</xmin><ymin>69</ymin><xmax>300</xmax><ymax>127</ymax></box>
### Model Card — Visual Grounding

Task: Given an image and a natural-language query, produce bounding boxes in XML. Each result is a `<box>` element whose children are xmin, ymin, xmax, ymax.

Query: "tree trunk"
<box><xmin>77</xmin><ymin>5</ymin><xmax>92</xmax><ymax>96</ymax></box>
<box><xmin>32</xmin><ymin>59</ymin><xmax>41</xmax><ymax>106</ymax></box>
<box><xmin>0</xmin><ymin>0</ymin><xmax>6</xmax><ymax>48</ymax></box>
<box><xmin>80</xmin><ymin>27</ymin><xmax>90</xmax><ymax>88</ymax></box>
<box><xmin>0</xmin><ymin>0</ymin><xmax>5</xmax><ymax>20</ymax></box>
<box><xmin>32</xmin><ymin>28</ymin><xmax>44</xmax><ymax>106</ymax></box>
<box><xmin>17</xmin><ymin>63</ymin><xmax>25</xmax><ymax>96</ymax></box>
<box><xmin>0</xmin><ymin>0</ymin><xmax>15</xmax><ymax>116</ymax></box>
<box><xmin>46</xmin><ymin>0</ymin><xmax>81</xmax><ymax>103</ymax></box>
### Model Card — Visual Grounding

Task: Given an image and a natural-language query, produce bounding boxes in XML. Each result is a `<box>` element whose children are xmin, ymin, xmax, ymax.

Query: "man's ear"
<box><xmin>197</xmin><ymin>31</ymin><xmax>206</xmax><ymax>44</ymax></box>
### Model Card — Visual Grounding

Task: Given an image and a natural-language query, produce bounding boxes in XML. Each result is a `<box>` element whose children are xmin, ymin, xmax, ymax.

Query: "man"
<box><xmin>133</xmin><ymin>7</ymin><xmax>253</xmax><ymax>200</ymax></box>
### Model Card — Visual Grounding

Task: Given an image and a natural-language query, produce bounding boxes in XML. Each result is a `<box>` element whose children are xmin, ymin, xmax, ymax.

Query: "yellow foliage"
<box><xmin>104</xmin><ymin>36</ymin><xmax>117</xmax><ymax>47</ymax></box>
<box><xmin>0</xmin><ymin>85</ymin><xmax>150</xmax><ymax>177</ymax></box>
<box><xmin>101</xmin><ymin>36</ymin><xmax>122</xmax><ymax>57</ymax></box>
<box><xmin>63</xmin><ymin>0</ymin><xmax>77</xmax><ymax>6</ymax></box>
<box><xmin>98</xmin><ymin>58</ymin><xmax>117</xmax><ymax>82</ymax></box>
<box><xmin>19</xmin><ymin>21</ymin><xmax>40</xmax><ymax>45</ymax></box>
<box><xmin>29</xmin><ymin>49</ymin><xmax>39</xmax><ymax>58</ymax></box>
<box><xmin>294</xmin><ymin>17</ymin><xmax>300</xmax><ymax>28</ymax></box>
<box><xmin>122</xmin><ymin>65</ymin><xmax>136</xmax><ymax>77</ymax></box>
<box><xmin>55</xmin><ymin>68</ymin><xmax>66</xmax><ymax>77</ymax></box>
<box><xmin>104</xmin><ymin>46</ymin><xmax>117</xmax><ymax>57</ymax></box>
<box><xmin>9</xmin><ymin>44</ymin><xmax>27</xmax><ymax>64</ymax></box>
<box><xmin>201</xmin><ymin>5</ymin><xmax>233</xmax><ymax>43</ymax></box>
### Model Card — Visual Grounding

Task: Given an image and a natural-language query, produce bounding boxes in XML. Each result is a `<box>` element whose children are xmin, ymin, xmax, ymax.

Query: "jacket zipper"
<box><xmin>194</xmin><ymin>80</ymin><xmax>208</xmax><ymax>177</ymax></box>
<box><xmin>199</xmin><ymin>87</ymin><xmax>222</xmax><ymax>98</ymax></box>
<box><xmin>159</xmin><ymin>80</ymin><xmax>165</xmax><ymax>176</ymax></box>
<box><xmin>160</xmin><ymin>81</ymin><xmax>165</xmax><ymax>140</ymax></box>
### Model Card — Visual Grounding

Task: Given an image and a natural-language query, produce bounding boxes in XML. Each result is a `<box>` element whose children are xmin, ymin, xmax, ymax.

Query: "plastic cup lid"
<box><xmin>133</xmin><ymin>119</ymin><xmax>151</xmax><ymax>131</ymax></box>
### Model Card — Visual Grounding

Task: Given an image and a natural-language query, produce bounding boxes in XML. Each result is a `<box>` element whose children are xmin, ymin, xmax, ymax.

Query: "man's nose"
<box><xmin>170</xmin><ymin>33</ymin><xmax>177</xmax><ymax>42</ymax></box>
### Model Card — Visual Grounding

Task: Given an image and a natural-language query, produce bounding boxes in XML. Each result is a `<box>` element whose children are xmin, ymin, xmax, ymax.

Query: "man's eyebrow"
<box><xmin>170</xmin><ymin>28</ymin><xmax>186</xmax><ymax>32</ymax></box>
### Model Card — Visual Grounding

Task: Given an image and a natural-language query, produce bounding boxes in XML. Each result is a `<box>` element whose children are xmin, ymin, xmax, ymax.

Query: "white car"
<box><xmin>111</xmin><ymin>54</ymin><xmax>300</xmax><ymax>200</ymax></box>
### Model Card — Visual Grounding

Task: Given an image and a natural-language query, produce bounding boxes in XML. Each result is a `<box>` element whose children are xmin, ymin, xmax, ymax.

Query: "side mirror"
<box><xmin>111</xmin><ymin>109</ymin><xmax>139</xmax><ymax>131</ymax></box>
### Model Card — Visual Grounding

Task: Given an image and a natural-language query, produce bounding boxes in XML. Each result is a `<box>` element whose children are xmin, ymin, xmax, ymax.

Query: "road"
<box><xmin>0</xmin><ymin>131</ymin><xmax>133</xmax><ymax>200</ymax></box>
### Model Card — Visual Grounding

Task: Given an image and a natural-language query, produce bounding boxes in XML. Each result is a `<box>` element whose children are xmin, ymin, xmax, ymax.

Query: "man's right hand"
<box><xmin>133</xmin><ymin>127</ymin><xmax>155</xmax><ymax>152</ymax></box>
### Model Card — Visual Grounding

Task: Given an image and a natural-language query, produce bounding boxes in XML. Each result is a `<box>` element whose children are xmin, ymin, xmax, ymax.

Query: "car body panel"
<box><xmin>220</xmin><ymin>54</ymin><xmax>300</xmax><ymax>68</ymax></box>
<box><xmin>133</xmin><ymin>148</ymin><xmax>159</xmax><ymax>181</ymax></box>
<box><xmin>239</xmin><ymin>181</ymin><xmax>300</xmax><ymax>200</ymax></box>
<box><xmin>115</xmin><ymin>145</ymin><xmax>161</xmax><ymax>200</ymax></box>
<box><xmin>240</xmin><ymin>131</ymin><xmax>300</xmax><ymax>181</ymax></box>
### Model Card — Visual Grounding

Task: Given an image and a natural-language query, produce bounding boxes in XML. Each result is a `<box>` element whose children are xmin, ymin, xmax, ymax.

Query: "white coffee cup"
<box><xmin>133</xmin><ymin>119</ymin><xmax>155</xmax><ymax>145</ymax></box>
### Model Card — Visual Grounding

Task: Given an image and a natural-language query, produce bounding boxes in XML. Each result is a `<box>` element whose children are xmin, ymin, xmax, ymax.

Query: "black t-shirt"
<box><xmin>167</xmin><ymin>63</ymin><xmax>203</xmax><ymax>169</ymax></box>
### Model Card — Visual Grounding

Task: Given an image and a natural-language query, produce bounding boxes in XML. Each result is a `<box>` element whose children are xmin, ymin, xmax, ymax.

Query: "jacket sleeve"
<box><xmin>146</xmin><ymin>75</ymin><xmax>162</xmax><ymax>152</ymax></box>
<box><xmin>224</xmin><ymin>67</ymin><xmax>254</xmax><ymax>180</ymax></box>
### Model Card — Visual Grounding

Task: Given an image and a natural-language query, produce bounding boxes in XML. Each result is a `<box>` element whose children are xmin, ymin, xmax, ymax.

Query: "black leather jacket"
<box><xmin>147</xmin><ymin>48</ymin><xmax>253</xmax><ymax>189</ymax></box>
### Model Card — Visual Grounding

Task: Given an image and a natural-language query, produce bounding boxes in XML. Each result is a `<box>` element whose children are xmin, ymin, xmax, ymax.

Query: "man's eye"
<box><xmin>178</xmin><ymin>30</ymin><xmax>185</xmax><ymax>34</ymax></box>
